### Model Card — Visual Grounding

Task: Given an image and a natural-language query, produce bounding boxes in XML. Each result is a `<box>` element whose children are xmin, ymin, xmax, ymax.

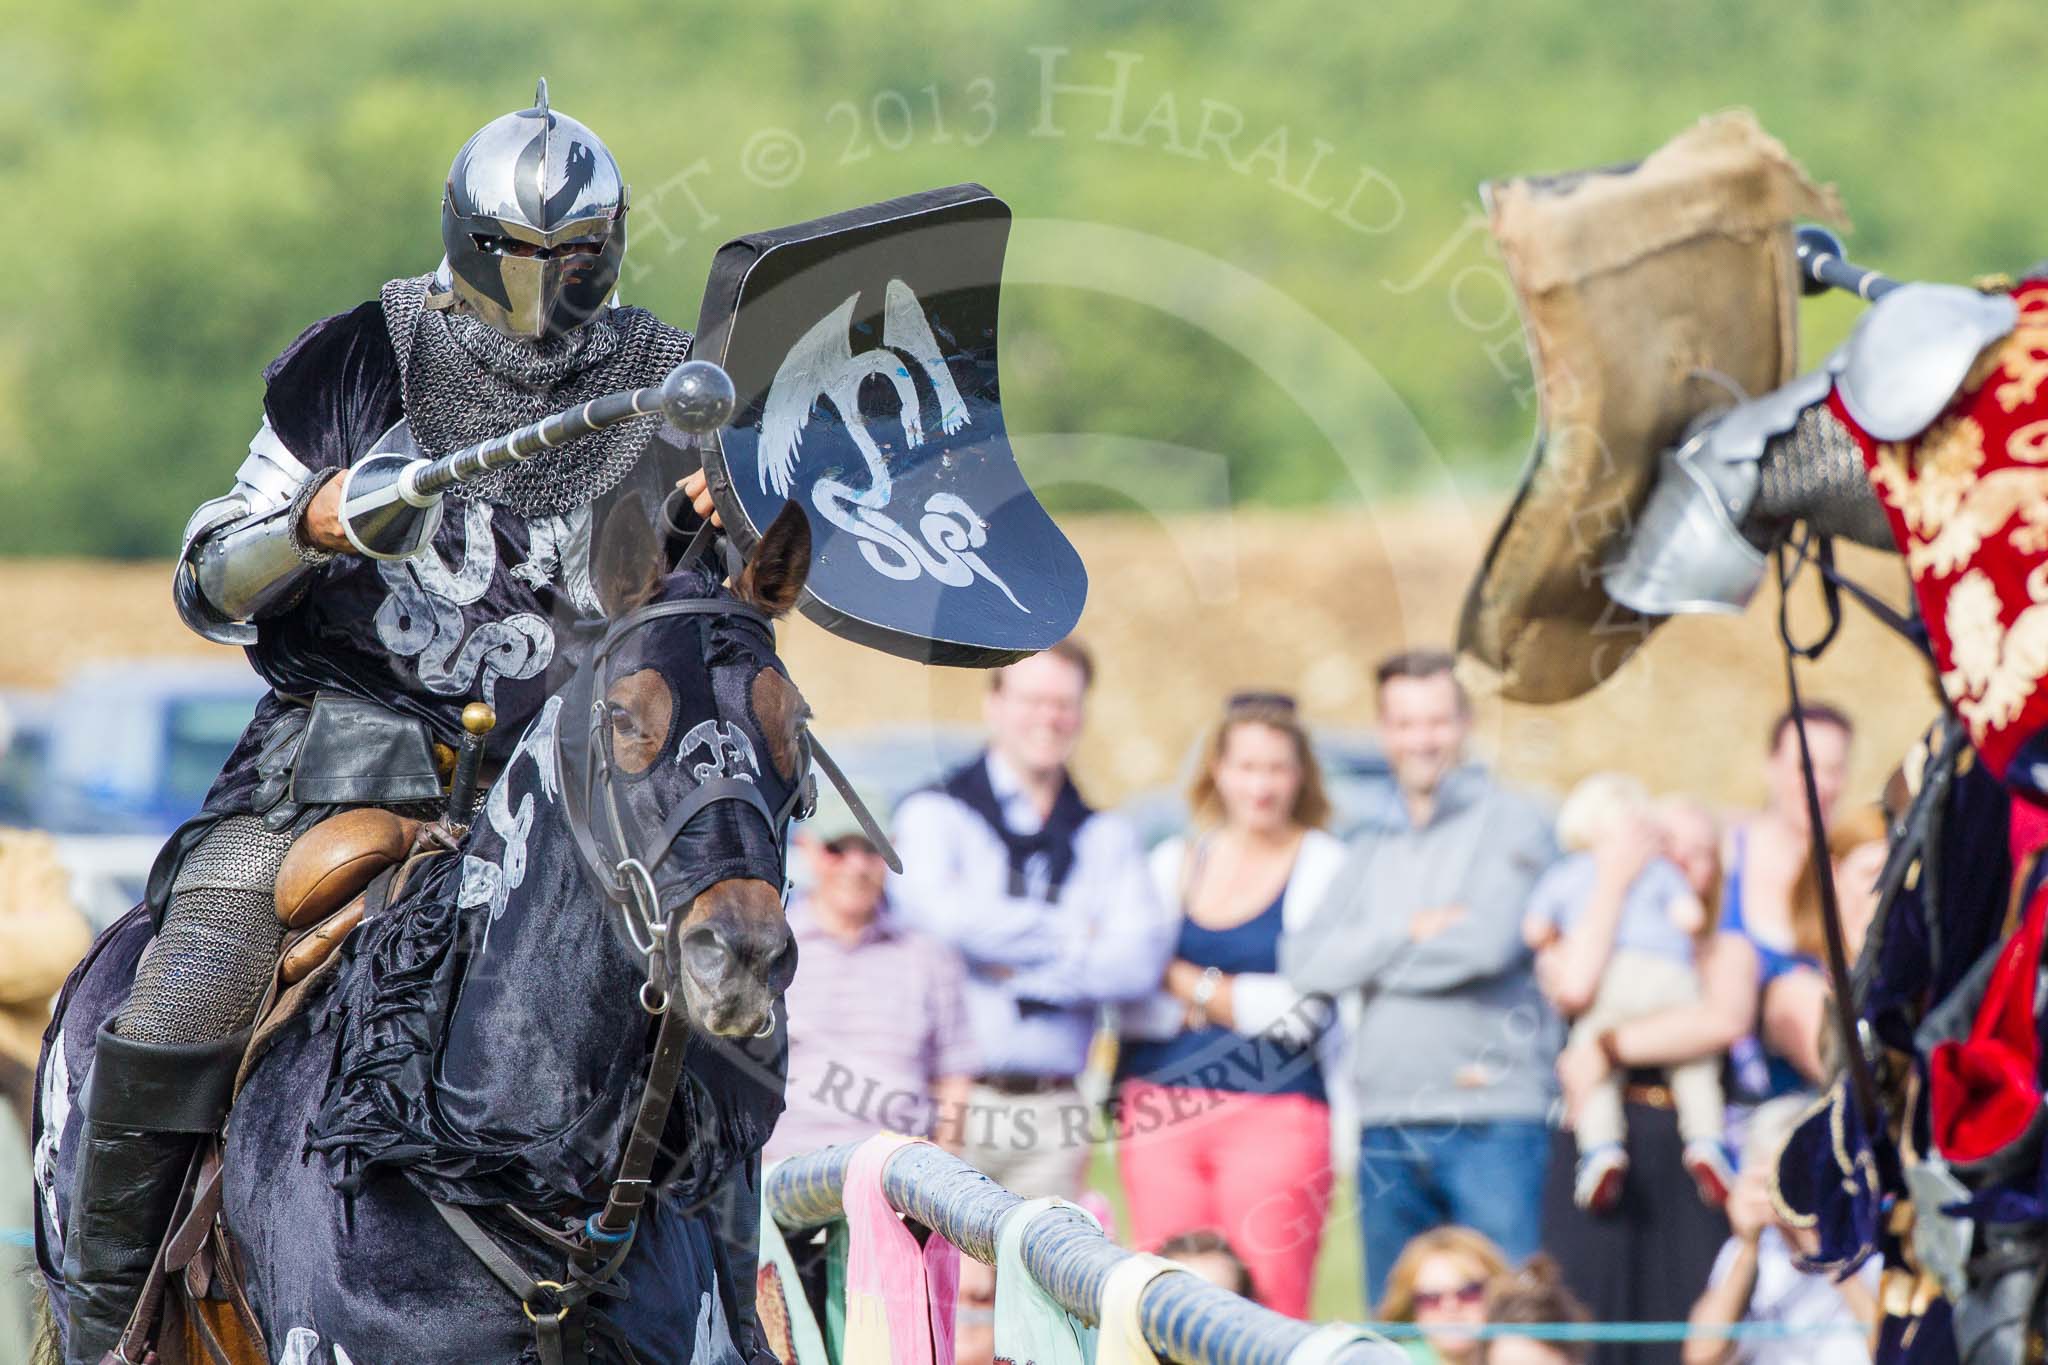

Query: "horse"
<box><xmin>32</xmin><ymin>499</ymin><xmax>816</xmax><ymax>1364</ymax></box>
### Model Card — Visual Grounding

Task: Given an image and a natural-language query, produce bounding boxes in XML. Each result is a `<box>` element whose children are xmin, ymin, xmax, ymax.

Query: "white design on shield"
<box><xmin>757</xmin><ymin>278</ymin><xmax>1027</xmax><ymax>612</ymax></box>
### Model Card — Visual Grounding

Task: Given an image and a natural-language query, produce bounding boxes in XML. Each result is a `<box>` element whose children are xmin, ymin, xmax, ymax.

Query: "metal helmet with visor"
<box><xmin>440</xmin><ymin>79</ymin><xmax>628</xmax><ymax>339</ymax></box>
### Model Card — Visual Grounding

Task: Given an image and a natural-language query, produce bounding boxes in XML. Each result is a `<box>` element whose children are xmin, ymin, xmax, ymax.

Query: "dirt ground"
<box><xmin>0</xmin><ymin>504</ymin><xmax>1935</xmax><ymax>812</ymax></box>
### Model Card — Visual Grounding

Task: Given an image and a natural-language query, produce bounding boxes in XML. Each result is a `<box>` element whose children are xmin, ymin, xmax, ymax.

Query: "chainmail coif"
<box><xmin>380</xmin><ymin>274</ymin><xmax>693</xmax><ymax>519</ymax></box>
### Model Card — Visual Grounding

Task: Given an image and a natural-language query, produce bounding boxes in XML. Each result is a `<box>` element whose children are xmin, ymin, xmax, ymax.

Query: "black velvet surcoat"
<box><xmin>195</xmin><ymin>301</ymin><xmax>698</xmax><ymax>828</ymax></box>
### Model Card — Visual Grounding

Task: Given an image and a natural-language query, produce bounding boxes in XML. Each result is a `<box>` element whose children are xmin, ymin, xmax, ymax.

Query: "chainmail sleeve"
<box><xmin>1750</xmin><ymin>403</ymin><xmax>1897</xmax><ymax>551</ymax></box>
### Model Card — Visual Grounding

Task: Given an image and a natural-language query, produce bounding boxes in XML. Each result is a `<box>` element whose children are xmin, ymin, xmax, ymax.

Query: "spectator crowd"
<box><xmin>760</xmin><ymin>639</ymin><xmax>1893</xmax><ymax>1364</ymax></box>
<box><xmin>0</xmin><ymin>641</ymin><xmax>1897</xmax><ymax>1363</ymax></box>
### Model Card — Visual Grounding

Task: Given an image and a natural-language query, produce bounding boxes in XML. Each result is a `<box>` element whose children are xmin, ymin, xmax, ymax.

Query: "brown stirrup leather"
<box><xmin>274</xmin><ymin>809</ymin><xmax>421</xmax><ymax>929</ymax></box>
<box><xmin>279</xmin><ymin>842</ymin><xmax>443</xmax><ymax>986</ymax></box>
<box><xmin>280</xmin><ymin>902</ymin><xmax>367</xmax><ymax>985</ymax></box>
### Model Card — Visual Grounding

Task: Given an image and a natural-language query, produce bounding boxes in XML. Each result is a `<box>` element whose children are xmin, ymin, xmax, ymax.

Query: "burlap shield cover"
<box><xmin>1456</xmin><ymin>111</ymin><xmax>1844</xmax><ymax>702</ymax></box>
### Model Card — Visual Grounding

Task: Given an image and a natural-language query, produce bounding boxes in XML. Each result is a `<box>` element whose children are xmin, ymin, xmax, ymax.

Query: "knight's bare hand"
<box><xmin>301</xmin><ymin>475</ymin><xmax>354</xmax><ymax>554</ymax></box>
<box><xmin>678</xmin><ymin>470</ymin><xmax>723</xmax><ymax>529</ymax></box>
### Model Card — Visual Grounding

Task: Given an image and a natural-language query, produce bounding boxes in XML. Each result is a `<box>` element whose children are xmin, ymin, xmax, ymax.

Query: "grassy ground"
<box><xmin>1084</xmin><ymin>1141</ymin><xmax>1369</xmax><ymax>1323</ymax></box>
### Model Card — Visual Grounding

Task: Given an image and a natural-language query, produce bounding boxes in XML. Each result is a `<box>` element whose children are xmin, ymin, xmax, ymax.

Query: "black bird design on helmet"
<box><xmin>438</xmin><ymin>78</ymin><xmax>629</xmax><ymax>339</ymax></box>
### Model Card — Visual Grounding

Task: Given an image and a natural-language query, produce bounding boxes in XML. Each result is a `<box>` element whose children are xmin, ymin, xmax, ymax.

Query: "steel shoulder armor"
<box><xmin>173</xmin><ymin>419</ymin><xmax>335</xmax><ymax>645</ymax></box>
<box><xmin>1829</xmin><ymin>283</ymin><xmax>2018</xmax><ymax>441</ymax></box>
<box><xmin>1605</xmin><ymin>283</ymin><xmax>2021</xmax><ymax>620</ymax></box>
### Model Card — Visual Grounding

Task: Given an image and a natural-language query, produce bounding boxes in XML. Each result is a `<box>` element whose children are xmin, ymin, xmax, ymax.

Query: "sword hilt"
<box><xmin>446</xmin><ymin>702</ymin><xmax>496</xmax><ymax>824</ymax></box>
<box><xmin>339</xmin><ymin>360</ymin><xmax>738</xmax><ymax>560</ymax></box>
<box><xmin>1794</xmin><ymin>224</ymin><xmax>1902</xmax><ymax>302</ymax></box>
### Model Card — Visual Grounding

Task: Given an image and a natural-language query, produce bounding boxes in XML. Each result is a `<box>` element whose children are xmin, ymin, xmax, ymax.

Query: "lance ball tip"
<box><xmin>661</xmin><ymin>360</ymin><xmax>738</xmax><ymax>436</ymax></box>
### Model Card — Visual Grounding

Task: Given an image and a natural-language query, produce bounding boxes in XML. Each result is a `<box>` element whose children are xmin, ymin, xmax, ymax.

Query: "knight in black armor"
<box><xmin>63</xmin><ymin>81</ymin><xmax>703</xmax><ymax>1362</ymax></box>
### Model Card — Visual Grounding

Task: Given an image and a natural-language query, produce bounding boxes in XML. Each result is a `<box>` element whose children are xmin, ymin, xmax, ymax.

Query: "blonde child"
<box><xmin>1524</xmin><ymin>774</ymin><xmax>1730</xmax><ymax>1212</ymax></box>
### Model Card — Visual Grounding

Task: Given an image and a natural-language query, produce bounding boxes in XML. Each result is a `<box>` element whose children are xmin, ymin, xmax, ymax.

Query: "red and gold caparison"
<box><xmin>1832</xmin><ymin>280</ymin><xmax>2048</xmax><ymax>788</ymax></box>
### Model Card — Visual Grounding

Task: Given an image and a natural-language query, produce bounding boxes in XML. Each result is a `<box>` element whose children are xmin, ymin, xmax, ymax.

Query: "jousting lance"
<box><xmin>1793</xmin><ymin>224</ymin><xmax>1902</xmax><ymax>302</ymax></box>
<box><xmin>339</xmin><ymin>358</ymin><xmax>738</xmax><ymax>560</ymax></box>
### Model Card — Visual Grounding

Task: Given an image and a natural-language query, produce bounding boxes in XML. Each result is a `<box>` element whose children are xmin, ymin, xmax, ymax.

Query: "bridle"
<box><xmin>559</xmin><ymin>594</ymin><xmax>813</xmax><ymax>1019</ymax></box>
<box><xmin>435</xmin><ymin>589</ymin><xmax>817</xmax><ymax>1365</ymax></box>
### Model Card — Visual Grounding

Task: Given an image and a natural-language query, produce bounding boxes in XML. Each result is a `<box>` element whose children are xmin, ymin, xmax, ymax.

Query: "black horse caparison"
<box><xmin>33</xmin><ymin>502</ymin><xmax>816</xmax><ymax>1364</ymax></box>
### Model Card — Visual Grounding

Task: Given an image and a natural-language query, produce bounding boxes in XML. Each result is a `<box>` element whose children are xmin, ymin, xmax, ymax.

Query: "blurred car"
<box><xmin>15</xmin><ymin>660</ymin><xmax>266</xmax><ymax>928</ymax></box>
<box><xmin>0</xmin><ymin>688</ymin><xmax>56</xmax><ymax>827</ymax></box>
<box><xmin>35</xmin><ymin>660</ymin><xmax>266</xmax><ymax>836</ymax></box>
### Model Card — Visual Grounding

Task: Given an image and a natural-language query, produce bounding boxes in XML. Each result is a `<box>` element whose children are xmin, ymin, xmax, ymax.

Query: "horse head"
<box><xmin>574</xmin><ymin>494</ymin><xmax>814</xmax><ymax>1040</ymax></box>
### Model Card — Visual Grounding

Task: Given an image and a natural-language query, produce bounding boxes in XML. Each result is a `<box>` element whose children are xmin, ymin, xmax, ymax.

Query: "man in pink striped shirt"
<box><xmin>764</xmin><ymin>809</ymin><xmax>978</xmax><ymax>1164</ymax></box>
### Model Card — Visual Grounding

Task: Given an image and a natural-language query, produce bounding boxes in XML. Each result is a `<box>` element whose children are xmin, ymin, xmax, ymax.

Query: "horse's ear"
<box><xmin>735</xmin><ymin>500</ymin><xmax>812</xmax><ymax>619</ymax></box>
<box><xmin>594</xmin><ymin>493</ymin><xmax>664</xmax><ymax>618</ymax></box>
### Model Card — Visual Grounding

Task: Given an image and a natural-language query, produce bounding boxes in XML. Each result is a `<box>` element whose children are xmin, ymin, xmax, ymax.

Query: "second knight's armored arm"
<box><xmin>1605</xmin><ymin>282</ymin><xmax>2019</xmax><ymax>616</ymax></box>
<box><xmin>173</xmin><ymin>418</ymin><xmax>339</xmax><ymax>645</ymax></box>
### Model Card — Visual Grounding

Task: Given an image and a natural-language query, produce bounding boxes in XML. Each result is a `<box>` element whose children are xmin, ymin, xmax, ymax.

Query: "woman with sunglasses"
<box><xmin>1377</xmin><ymin>1227</ymin><xmax>1510</xmax><ymax>1364</ymax></box>
<box><xmin>1114</xmin><ymin>692</ymin><xmax>1347</xmax><ymax>1317</ymax></box>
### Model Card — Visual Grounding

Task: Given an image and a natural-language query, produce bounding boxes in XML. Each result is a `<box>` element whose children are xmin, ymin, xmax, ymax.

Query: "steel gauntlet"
<box><xmin>1605</xmin><ymin>282</ymin><xmax>2019</xmax><ymax>618</ymax></box>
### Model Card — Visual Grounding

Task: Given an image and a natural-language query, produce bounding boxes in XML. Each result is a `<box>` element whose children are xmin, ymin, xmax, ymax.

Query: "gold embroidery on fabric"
<box><xmin>1866</xmin><ymin>415</ymin><xmax>1984</xmax><ymax>558</ymax></box>
<box><xmin>1876</xmin><ymin>415</ymin><xmax>1985</xmax><ymax>538</ymax></box>
<box><xmin>2008</xmin><ymin>418</ymin><xmax>2048</xmax><ymax>464</ymax></box>
<box><xmin>1992</xmin><ymin>293</ymin><xmax>2048</xmax><ymax>413</ymax></box>
<box><xmin>1943</xmin><ymin>564</ymin><xmax>2048</xmax><ymax>744</ymax></box>
<box><xmin>1910</xmin><ymin>466</ymin><xmax>2048</xmax><ymax>578</ymax></box>
<box><xmin>1862</xmin><ymin>297</ymin><xmax>2048</xmax><ymax>749</ymax></box>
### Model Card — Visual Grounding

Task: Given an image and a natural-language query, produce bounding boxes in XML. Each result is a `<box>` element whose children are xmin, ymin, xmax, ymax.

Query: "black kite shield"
<box><xmin>694</xmin><ymin>183</ymin><xmax>1087</xmax><ymax>668</ymax></box>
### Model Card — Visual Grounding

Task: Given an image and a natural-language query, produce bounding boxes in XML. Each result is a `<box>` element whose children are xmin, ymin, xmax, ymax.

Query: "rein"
<box><xmin>1772</xmin><ymin>532</ymin><xmax>1893</xmax><ymax>1130</ymax></box>
<box><xmin>430</xmin><ymin>578</ymin><xmax>897</xmax><ymax>1363</ymax></box>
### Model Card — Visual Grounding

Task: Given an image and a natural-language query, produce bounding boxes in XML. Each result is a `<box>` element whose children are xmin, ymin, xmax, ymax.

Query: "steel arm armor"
<box><xmin>1605</xmin><ymin>283</ymin><xmax>2018</xmax><ymax>618</ymax></box>
<box><xmin>172</xmin><ymin>419</ymin><xmax>336</xmax><ymax>646</ymax></box>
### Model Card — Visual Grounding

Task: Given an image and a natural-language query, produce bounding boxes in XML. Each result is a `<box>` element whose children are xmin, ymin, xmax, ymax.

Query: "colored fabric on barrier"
<box><xmin>841</xmin><ymin>1134</ymin><xmax>962</xmax><ymax>1365</ymax></box>
<box><xmin>993</xmin><ymin>1197</ymin><xmax>1101</xmax><ymax>1365</ymax></box>
<box><xmin>1094</xmin><ymin>1253</ymin><xmax>1183</xmax><ymax>1365</ymax></box>
<box><xmin>756</xmin><ymin>1163</ymin><xmax>830</xmax><ymax>1365</ymax></box>
<box><xmin>824</xmin><ymin>1219</ymin><xmax>848</xmax><ymax>1363</ymax></box>
<box><xmin>922</xmin><ymin>1212</ymin><xmax>962</xmax><ymax>1365</ymax></box>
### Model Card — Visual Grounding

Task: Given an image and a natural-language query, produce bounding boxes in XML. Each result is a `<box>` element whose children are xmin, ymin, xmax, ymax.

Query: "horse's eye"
<box><xmin>605</xmin><ymin>669</ymin><xmax>672</xmax><ymax>776</ymax></box>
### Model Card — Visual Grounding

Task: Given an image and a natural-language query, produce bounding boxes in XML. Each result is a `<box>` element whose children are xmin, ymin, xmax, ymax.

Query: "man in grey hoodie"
<box><xmin>1280</xmin><ymin>649</ymin><xmax>1559</xmax><ymax>1308</ymax></box>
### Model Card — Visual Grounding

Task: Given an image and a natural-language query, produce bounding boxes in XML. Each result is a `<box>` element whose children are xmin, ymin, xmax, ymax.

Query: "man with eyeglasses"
<box><xmin>763</xmin><ymin>794</ymin><xmax>976</xmax><ymax>1163</ymax></box>
<box><xmin>891</xmin><ymin>637</ymin><xmax>1175</xmax><ymax>1200</ymax></box>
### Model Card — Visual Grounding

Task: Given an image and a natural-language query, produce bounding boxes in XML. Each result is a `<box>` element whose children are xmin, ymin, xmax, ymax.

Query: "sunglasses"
<box><xmin>1226</xmin><ymin>690</ymin><xmax>1298</xmax><ymax>713</ymax></box>
<box><xmin>1412</xmin><ymin>1280</ymin><xmax>1486</xmax><ymax>1312</ymax></box>
<box><xmin>821</xmin><ymin>835</ymin><xmax>882</xmax><ymax>858</ymax></box>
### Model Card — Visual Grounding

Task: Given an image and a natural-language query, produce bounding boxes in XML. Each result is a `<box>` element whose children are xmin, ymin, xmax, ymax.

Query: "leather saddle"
<box><xmin>126</xmin><ymin>808</ymin><xmax>448</xmax><ymax>1365</ymax></box>
<box><xmin>236</xmin><ymin>807</ymin><xmax>447</xmax><ymax>1094</ymax></box>
<box><xmin>272</xmin><ymin>807</ymin><xmax>427</xmax><ymax>983</ymax></box>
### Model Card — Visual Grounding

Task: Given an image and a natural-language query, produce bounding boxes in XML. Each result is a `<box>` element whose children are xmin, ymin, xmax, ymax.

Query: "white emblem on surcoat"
<box><xmin>375</xmin><ymin>499</ymin><xmax>556</xmax><ymax>706</ymax></box>
<box><xmin>457</xmin><ymin>695</ymin><xmax>563</xmax><ymax>949</ymax></box>
<box><xmin>32</xmin><ymin>1029</ymin><xmax>69</xmax><ymax>1258</ymax></box>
